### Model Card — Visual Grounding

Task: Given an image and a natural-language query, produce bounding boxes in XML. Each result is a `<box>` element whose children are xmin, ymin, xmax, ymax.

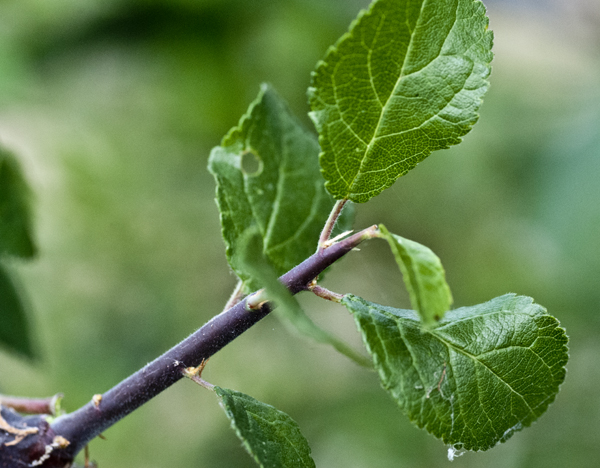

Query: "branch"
<box><xmin>46</xmin><ymin>225</ymin><xmax>378</xmax><ymax>461</ymax></box>
<box><xmin>0</xmin><ymin>394</ymin><xmax>62</xmax><ymax>416</ymax></box>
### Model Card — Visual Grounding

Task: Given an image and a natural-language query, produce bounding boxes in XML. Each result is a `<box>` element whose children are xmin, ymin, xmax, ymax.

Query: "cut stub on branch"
<box><xmin>0</xmin><ymin>406</ymin><xmax>72</xmax><ymax>468</ymax></box>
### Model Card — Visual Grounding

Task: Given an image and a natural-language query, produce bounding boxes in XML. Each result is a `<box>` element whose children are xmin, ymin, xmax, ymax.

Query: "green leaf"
<box><xmin>0</xmin><ymin>264</ymin><xmax>35</xmax><ymax>358</ymax></box>
<box><xmin>379</xmin><ymin>224</ymin><xmax>452</xmax><ymax>326</ymax></box>
<box><xmin>215</xmin><ymin>387</ymin><xmax>316</xmax><ymax>468</ymax></box>
<box><xmin>343</xmin><ymin>293</ymin><xmax>568</xmax><ymax>451</ymax></box>
<box><xmin>209</xmin><ymin>84</ymin><xmax>350</xmax><ymax>290</ymax></box>
<box><xmin>0</xmin><ymin>148</ymin><xmax>36</xmax><ymax>258</ymax></box>
<box><xmin>239</xmin><ymin>228</ymin><xmax>370</xmax><ymax>367</ymax></box>
<box><xmin>309</xmin><ymin>0</ymin><xmax>493</xmax><ymax>202</ymax></box>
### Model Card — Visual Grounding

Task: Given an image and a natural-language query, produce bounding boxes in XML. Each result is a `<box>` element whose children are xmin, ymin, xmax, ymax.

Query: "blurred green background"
<box><xmin>1</xmin><ymin>0</ymin><xmax>599</xmax><ymax>466</ymax></box>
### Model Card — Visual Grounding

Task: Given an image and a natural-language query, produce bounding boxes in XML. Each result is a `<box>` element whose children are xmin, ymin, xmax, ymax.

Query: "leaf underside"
<box><xmin>215</xmin><ymin>387</ymin><xmax>316</xmax><ymax>468</ymax></box>
<box><xmin>209</xmin><ymin>84</ymin><xmax>350</xmax><ymax>291</ymax></box>
<box><xmin>379</xmin><ymin>224</ymin><xmax>452</xmax><ymax>326</ymax></box>
<box><xmin>343</xmin><ymin>293</ymin><xmax>568</xmax><ymax>451</ymax></box>
<box><xmin>309</xmin><ymin>0</ymin><xmax>493</xmax><ymax>202</ymax></box>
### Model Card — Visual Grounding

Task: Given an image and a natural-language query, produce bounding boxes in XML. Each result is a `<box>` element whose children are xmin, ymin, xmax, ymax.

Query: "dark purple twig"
<box><xmin>48</xmin><ymin>225</ymin><xmax>378</xmax><ymax>459</ymax></box>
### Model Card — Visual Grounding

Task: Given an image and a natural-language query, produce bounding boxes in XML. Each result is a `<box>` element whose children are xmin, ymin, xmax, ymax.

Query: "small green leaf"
<box><xmin>209</xmin><ymin>84</ymin><xmax>350</xmax><ymax>290</ymax></box>
<box><xmin>379</xmin><ymin>224</ymin><xmax>452</xmax><ymax>326</ymax></box>
<box><xmin>239</xmin><ymin>228</ymin><xmax>370</xmax><ymax>367</ymax></box>
<box><xmin>309</xmin><ymin>0</ymin><xmax>493</xmax><ymax>202</ymax></box>
<box><xmin>0</xmin><ymin>148</ymin><xmax>36</xmax><ymax>258</ymax></box>
<box><xmin>215</xmin><ymin>387</ymin><xmax>316</xmax><ymax>468</ymax></box>
<box><xmin>0</xmin><ymin>264</ymin><xmax>35</xmax><ymax>358</ymax></box>
<box><xmin>343</xmin><ymin>293</ymin><xmax>568</xmax><ymax>451</ymax></box>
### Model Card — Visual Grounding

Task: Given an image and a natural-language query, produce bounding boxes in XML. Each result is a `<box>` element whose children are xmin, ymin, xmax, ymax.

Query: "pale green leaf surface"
<box><xmin>209</xmin><ymin>84</ymin><xmax>350</xmax><ymax>291</ymax></box>
<box><xmin>215</xmin><ymin>387</ymin><xmax>315</xmax><ymax>468</ymax></box>
<box><xmin>0</xmin><ymin>148</ymin><xmax>36</xmax><ymax>258</ymax></box>
<box><xmin>309</xmin><ymin>0</ymin><xmax>493</xmax><ymax>202</ymax></box>
<box><xmin>239</xmin><ymin>228</ymin><xmax>370</xmax><ymax>367</ymax></box>
<box><xmin>379</xmin><ymin>224</ymin><xmax>452</xmax><ymax>326</ymax></box>
<box><xmin>343</xmin><ymin>293</ymin><xmax>568</xmax><ymax>451</ymax></box>
<box><xmin>0</xmin><ymin>264</ymin><xmax>34</xmax><ymax>358</ymax></box>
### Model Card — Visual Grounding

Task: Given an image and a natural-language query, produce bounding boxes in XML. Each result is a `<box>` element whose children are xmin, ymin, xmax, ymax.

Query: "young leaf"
<box><xmin>239</xmin><ymin>228</ymin><xmax>370</xmax><ymax>367</ymax></box>
<box><xmin>0</xmin><ymin>264</ymin><xmax>35</xmax><ymax>358</ymax></box>
<box><xmin>379</xmin><ymin>224</ymin><xmax>452</xmax><ymax>326</ymax></box>
<box><xmin>309</xmin><ymin>0</ymin><xmax>493</xmax><ymax>202</ymax></box>
<box><xmin>343</xmin><ymin>293</ymin><xmax>568</xmax><ymax>451</ymax></box>
<box><xmin>215</xmin><ymin>387</ymin><xmax>316</xmax><ymax>468</ymax></box>
<box><xmin>0</xmin><ymin>148</ymin><xmax>36</xmax><ymax>258</ymax></box>
<box><xmin>209</xmin><ymin>84</ymin><xmax>350</xmax><ymax>291</ymax></box>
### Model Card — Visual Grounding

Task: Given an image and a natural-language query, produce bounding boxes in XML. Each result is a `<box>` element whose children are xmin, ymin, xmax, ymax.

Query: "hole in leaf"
<box><xmin>241</xmin><ymin>150</ymin><xmax>262</xmax><ymax>176</ymax></box>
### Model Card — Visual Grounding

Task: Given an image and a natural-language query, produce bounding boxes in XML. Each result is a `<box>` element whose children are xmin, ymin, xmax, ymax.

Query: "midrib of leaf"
<box><xmin>366</xmin><ymin>13</ymin><xmax>386</xmax><ymax>107</ymax></box>
<box><xmin>262</xmin><ymin>140</ymin><xmax>286</xmax><ymax>248</ymax></box>
<box><xmin>345</xmin><ymin>1</ymin><xmax>459</xmax><ymax>198</ymax></box>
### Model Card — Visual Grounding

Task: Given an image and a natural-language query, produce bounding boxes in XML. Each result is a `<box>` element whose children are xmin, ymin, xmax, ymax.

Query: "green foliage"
<box><xmin>204</xmin><ymin>0</ymin><xmax>568</xmax><ymax>462</ymax></box>
<box><xmin>344</xmin><ymin>293</ymin><xmax>568</xmax><ymax>451</ymax></box>
<box><xmin>379</xmin><ymin>225</ymin><xmax>452</xmax><ymax>326</ymax></box>
<box><xmin>309</xmin><ymin>0</ymin><xmax>493</xmax><ymax>202</ymax></box>
<box><xmin>209</xmin><ymin>84</ymin><xmax>342</xmax><ymax>291</ymax></box>
<box><xmin>238</xmin><ymin>227</ymin><xmax>370</xmax><ymax>367</ymax></box>
<box><xmin>215</xmin><ymin>386</ymin><xmax>316</xmax><ymax>468</ymax></box>
<box><xmin>0</xmin><ymin>0</ymin><xmax>573</xmax><ymax>465</ymax></box>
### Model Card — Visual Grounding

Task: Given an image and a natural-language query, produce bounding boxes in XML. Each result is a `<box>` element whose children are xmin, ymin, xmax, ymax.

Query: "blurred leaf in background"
<box><xmin>0</xmin><ymin>264</ymin><xmax>34</xmax><ymax>358</ymax></box>
<box><xmin>0</xmin><ymin>0</ymin><xmax>599</xmax><ymax>467</ymax></box>
<box><xmin>0</xmin><ymin>147</ymin><xmax>36</xmax><ymax>357</ymax></box>
<box><xmin>0</xmin><ymin>148</ymin><xmax>36</xmax><ymax>259</ymax></box>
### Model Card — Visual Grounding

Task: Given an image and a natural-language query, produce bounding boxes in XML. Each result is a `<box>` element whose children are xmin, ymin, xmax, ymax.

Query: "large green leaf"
<box><xmin>0</xmin><ymin>264</ymin><xmax>34</xmax><ymax>358</ymax></box>
<box><xmin>309</xmin><ymin>0</ymin><xmax>493</xmax><ymax>202</ymax></box>
<box><xmin>209</xmin><ymin>84</ymin><xmax>350</xmax><ymax>291</ymax></box>
<box><xmin>0</xmin><ymin>148</ymin><xmax>36</xmax><ymax>258</ymax></box>
<box><xmin>343</xmin><ymin>293</ymin><xmax>568</xmax><ymax>451</ymax></box>
<box><xmin>215</xmin><ymin>387</ymin><xmax>315</xmax><ymax>468</ymax></box>
<box><xmin>239</xmin><ymin>228</ymin><xmax>370</xmax><ymax>367</ymax></box>
<box><xmin>379</xmin><ymin>225</ymin><xmax>452</xmax><ymax>326</ymax></box>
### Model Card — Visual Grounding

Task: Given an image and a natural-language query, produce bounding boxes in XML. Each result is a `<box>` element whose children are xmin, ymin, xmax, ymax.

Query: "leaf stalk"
<box><xmin>318</xmin><ymin>199</ymin><xmax>348</xmax><ymax>251</ymax></box>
